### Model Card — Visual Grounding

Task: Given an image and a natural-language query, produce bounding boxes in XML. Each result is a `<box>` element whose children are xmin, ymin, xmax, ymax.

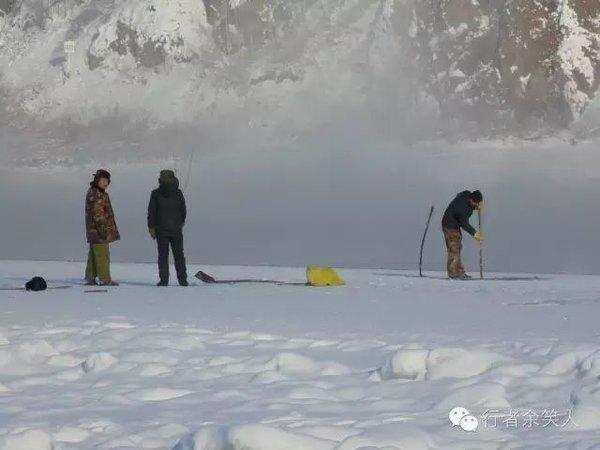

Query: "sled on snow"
<box><xmin>195</xmin><ymin>266</ymin><xmax>345</xmax><ymax>287</ymax></box>
<box><xmin>306</xmin><ymin>266</ymin><xmax>345</xmax><ymax>286</ymax></box>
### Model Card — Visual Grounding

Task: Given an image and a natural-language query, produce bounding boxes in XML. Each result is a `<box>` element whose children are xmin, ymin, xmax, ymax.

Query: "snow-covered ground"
<box><xmin>1</xmin><ymin>260</ymin><xmax>600</xmax><ymax>449</ymax></box>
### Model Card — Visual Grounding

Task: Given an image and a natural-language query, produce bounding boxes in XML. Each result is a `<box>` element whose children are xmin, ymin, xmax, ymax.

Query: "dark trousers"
<box><xmin>157</xmin><ymin>232</ymin><xmax>187</xmax><ymax>284</ymax></box>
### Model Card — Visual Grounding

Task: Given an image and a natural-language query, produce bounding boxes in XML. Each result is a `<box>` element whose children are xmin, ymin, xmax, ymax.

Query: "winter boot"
<box><xmin>450</xmin><ymin>273</ymin><xmax>472</xmax><ymax>280</ymax></box>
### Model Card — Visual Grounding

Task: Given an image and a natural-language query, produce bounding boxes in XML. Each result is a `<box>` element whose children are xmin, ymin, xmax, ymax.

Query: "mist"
<box><xmin>1</xmin><ymin>134</ymin><xmax>600</xmax><ymax>275</ymax></box>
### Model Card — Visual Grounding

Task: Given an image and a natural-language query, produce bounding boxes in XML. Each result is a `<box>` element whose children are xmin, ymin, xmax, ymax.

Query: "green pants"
<box><xmin>85</xmin><ymin>244</ymin><xmax>111</xmax><ymax>283</ymax></box>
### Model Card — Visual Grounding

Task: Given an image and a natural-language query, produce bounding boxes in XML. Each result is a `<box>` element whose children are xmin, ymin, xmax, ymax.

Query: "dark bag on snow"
<box><xmin>25</xmin><ymin>277</ymin><xmax>47</xmax><ymax>292</ymax></box>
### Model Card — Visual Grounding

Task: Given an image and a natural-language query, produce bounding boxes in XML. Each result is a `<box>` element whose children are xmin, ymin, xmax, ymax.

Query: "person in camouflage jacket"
<box><xmin>85</xmin><ymin>169</ymin><xmax>120</xmax><ymax>286</ymax></box>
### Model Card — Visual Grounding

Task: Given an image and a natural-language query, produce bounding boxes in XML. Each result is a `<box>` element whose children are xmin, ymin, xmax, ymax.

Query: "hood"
<box><xmin>456</xmin><ymin>191</ymin><xmax>474</xmax><ymax>203</ymax></box>
<box><xmin>158</xmin><ymin>170</ymin><xmax>179</xmax><ymax>196</ymax></box>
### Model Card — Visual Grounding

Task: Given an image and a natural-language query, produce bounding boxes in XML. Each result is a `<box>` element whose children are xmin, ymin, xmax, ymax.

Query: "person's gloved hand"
<box><xmin>148</xmin><ymin>227</ymin><xmax>156</xmax><ymax>239</ymax></box>
<box><xmin>474</xmin><ymin>231</ymin><xmax>484</xmax><ymax>243</ymax></box>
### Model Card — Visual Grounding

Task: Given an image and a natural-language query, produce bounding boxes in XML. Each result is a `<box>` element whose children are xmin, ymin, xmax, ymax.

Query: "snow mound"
<box><xmin>52</xmin><ymin>426</ymin><xmax>90</xmax><ymax>443</ymax></box>
<box><xmin>437</xmin><ymin>382</ymin><xmax>510</xmax><ymax>411</ymax></box>
<box><xmin>262</xmin><ymin>352</ymin><xmax>349</xmax><ymax>378</ymax></box>
<box><xmin>336</xmin><ymin>423</ymin><xmax>433</xmax><ymax>450</ymax></box>
<box><xmin>173</xmin><ymin>424</ymin><xmax>334</xmax><ymax>450</ymax></box>
<box><xmin>176</xmin><ymin>423</ymin><xmax>434</xmax><ymax>450</ymax></box>
<box><xmin>81</xmin><ymin>352</ymin><xmax>117</xmax><ymax>373</ymax></box>
<box><xmin>379</xmin><ymin>349</ymin><xmax>429</xmax><ymax>381</ymax></box>
<box><xmin>427</xmin><ymin>348</ymin><xmax>504</xmax><ymax>380</ymax></box>
<box><xmin>568</xmin><ymin>350</ymin><xmax>600</xmax><ymax>430</ymax></box>
<box><xmin>139</xmin><ymin>363</ymin><xmax>172</xmax><ymax>377</ymax></box>
<box><xmin>294</xmin><ymin>426</ymin><xmax>360</xmax><ymax>443</ymax></box>
<box><xmin>380</xmin><ymin>347</ymin><xmax>503</xmax><ymax>381</ymax></box>
<box><xmin>0</xmin><ymin>340</ymin><xmax>61</xmax><ymax>375</ymax></box>
<box><xmin>542</xmin><ymin>349</ymin><xmax>594</xmax><ymax>375</ymax></box>
<box><xmin>490</xmin><ymin>363</ymin><xmax>540</xmax><ymax>378</ymax></box>
<box><xmin>47</xmin><ymin>353</ymin><xmax>81</xmax><ymax>368</ymax></box>
<box><xmin>265</xmin><ymin>352</ymin><xmax>318</xmax><ymax>377</ymax></box>
<box><xmin>17</xmin><ymin>340</ymin><xmax>58</xmax><ymax>364</ymax></box>
<box><xmin>320</xmin><ymin>361</ymin><xmax>352</xmax><ymax>377</ymax></box>
<box><xmin>207</xmin><ymin>356</ymin><xmax>238</xmax><ymax>367</ymax></box>
<box><xmin>251</xmin><ymin>370</ymin><xmax>287</xmax><ymax>384</ymax></box>
<box><xmin>0</xmin><ymin>429</ymin><xmax>52</xmax><ymax>450</ymax></box>
<box><xmin>576</xmin><ymin>349</ymin><xmax>600</xmax><ymax>378</ymax></box>
<box><xmin>129</xmin><ymin>387</ymin><xmax>193</xmax><ymax>402</ymax></box>
<box><xmin>570</xmin><ymin>404</ymin><xmax>600</xmax><ymax>430</ymax></box>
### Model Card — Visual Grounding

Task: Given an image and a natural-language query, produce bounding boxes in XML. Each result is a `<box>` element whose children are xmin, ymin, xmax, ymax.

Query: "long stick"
<box><xmin>478</xmin><ymin>209</ymin><xmax>484</xmax><ymax>279</ymax></box>
<box><xmin>419</xmin><ymin>206</ymin><xmax>435</xmax><ymax>277</ymax></box>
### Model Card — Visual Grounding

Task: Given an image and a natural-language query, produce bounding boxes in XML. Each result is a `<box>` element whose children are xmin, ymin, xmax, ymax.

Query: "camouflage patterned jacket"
<box><xmin>85</xmin><ymin>186</ymin><xmax>120</xmax><ymax>244</ymax></box>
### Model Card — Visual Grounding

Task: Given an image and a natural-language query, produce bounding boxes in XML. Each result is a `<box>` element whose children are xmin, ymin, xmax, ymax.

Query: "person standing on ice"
<box><xmin>441</xmin><ymin>190</ymin><xmax>484</xmax><ymax>280</ymax></box>
<box><xmin>147</xmin><ymin>170</ymin><xmax>188</xmax><ymax>286</ymax></box>
<box><xmin>85</xmin><ymin>169</ymin><xmax>120</xmax><ymax>286</ymax></box>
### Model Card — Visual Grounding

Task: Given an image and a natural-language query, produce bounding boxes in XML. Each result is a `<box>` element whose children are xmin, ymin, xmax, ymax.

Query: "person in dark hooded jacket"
<box><xmin>441</xmin><ymin>190</ymin><xmax>484</xmax><ymax>279</ymax></box>
<box><xmin>147</xmin><ymin>170</ymin><xmax>188</xmax><ymax>286</ymax></box>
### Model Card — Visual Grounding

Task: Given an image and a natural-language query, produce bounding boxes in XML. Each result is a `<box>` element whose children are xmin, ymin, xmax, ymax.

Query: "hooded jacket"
<box><xmin>442</xmin><ymin>191</ymin><xmax>476</xmax><ymax>236</ymax></box>
<box><xmin>147</xmin><ymin>171</ymin><xmax>187</xmax><ymax>235</ymax></box>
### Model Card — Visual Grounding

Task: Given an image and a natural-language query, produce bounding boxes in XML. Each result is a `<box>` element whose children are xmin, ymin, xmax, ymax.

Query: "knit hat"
<box><xmin>470</xmin><ymin>190</ymin><xmax>483</xmax><ymax>203</ymax></box>
<box><xmin>159</xmin><ymin>170</ymin><xmax>177</xmax><ymax>185</ymax></box>
<box><xmin>93</xmin><ymin>169</ymin><xmax>111</xmax><ymax>184</ymax></box>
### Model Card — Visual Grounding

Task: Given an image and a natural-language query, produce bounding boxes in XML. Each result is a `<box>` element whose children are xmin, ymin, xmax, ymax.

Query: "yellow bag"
<box><xmin>306</xmin><ymin>266</ymin><xmax>345</xmax><ymax>287</ymax></box>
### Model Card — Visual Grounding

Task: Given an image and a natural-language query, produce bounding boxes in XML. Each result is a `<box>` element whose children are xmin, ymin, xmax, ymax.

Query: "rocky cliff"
<box><xmin>0</xmin><ymin>0</ymin><xmax>598</xmax><ymax>159</ymax></box>
<box><xmin>393</xmin><ymin>0</ymin><xmax>600</xmax><ymax>131</ymax></box>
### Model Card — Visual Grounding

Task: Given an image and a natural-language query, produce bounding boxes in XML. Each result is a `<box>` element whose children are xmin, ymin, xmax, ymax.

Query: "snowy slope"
<box><xmin>398</xmin><ymin>0</ymin><xmax>600</xmax><ymax>130</ymax></box>
<box><xmin>2</xmin><ymin>0</ymin><xmax>424</xmax><ymax>166</ymax></box>
<box><xmin>2</xmin><ymin>0</ymin><xmax>598</xmax><ymax>135</ymax></box>
<box><xmin>1</xmin><ymin>0</ymin><xmax>212</xmax><ymax>122</ymax></box>
<box><xmin>1</xmin><ymin>0</ymin><xmax>598</xmax><ymax>169</ymax></box>
<box><xmin>1</xmin><ymin>261</ymin><xmax>600</xmax><ymax>448</ymax></box>
<box><xmin>0</xmin><ymin>0</ymin><xmax>399</xmax><ymax>125</ymax></box>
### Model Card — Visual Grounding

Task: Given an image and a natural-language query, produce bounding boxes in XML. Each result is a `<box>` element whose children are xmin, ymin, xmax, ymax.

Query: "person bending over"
<box><xmin>441</xmin><ymin>190</ymin><xmax>484</xmax><ymax>280</ymax></box>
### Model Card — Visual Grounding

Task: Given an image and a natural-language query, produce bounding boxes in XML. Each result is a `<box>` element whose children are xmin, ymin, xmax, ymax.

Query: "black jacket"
<box><xmin>147</xmin><ymin>180</ymin><xmax>187</xmax><ymax>235</ymax></box>
<box><xmin>442</xmin><ymin>191</ymin><xmax>476</xmax><ymax>236</ymax></box>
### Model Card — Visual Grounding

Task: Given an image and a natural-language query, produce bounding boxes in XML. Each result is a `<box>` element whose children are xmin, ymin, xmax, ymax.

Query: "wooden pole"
<box><xmin>419</xmin><ymin>206</ymin><xmax>435</xmax><ymax>277</ymax></box>
<box><xmin>478</xmin><ymin>209</ymin><xmax>484</xmax><ymax>279</ymax></box>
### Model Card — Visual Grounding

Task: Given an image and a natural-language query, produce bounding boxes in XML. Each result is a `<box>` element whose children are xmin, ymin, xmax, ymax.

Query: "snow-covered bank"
<box><xmin>1</xmin><ymin>261</ymin><xmax>600</xmax><ymax>448</ymax></box>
